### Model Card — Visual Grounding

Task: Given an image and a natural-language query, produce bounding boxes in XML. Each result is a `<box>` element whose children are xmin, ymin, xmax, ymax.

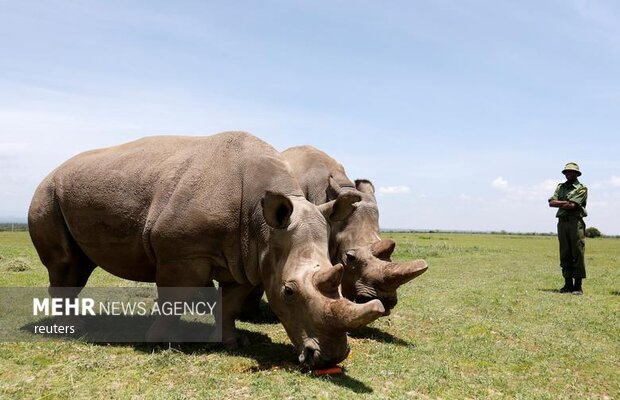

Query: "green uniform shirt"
<box><xmin>549</xmin><ymin>179</ymin><xmax>588</xmax><ymax>218</ymax></box>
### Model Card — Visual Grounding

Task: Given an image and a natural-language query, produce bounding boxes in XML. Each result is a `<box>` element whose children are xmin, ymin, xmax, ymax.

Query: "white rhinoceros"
<box><xmin>28</xmin><ymin>132</ymin><xmax>384</xmax><ymax>368</ymax></box>
<box><xmin>281</xmin><ymin>145</ymin><xmax>428</xmax><ymax>314</ymax></box>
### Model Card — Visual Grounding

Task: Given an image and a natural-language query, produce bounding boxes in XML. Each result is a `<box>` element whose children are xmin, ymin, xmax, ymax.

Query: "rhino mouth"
<box><xmin>298</xmin><ymin>338</ymin><xmax>350</xmax><ymax>369</ymax></box>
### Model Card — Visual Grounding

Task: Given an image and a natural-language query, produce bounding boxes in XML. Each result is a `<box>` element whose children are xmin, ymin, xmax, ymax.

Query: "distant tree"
<box><xmin>585</xmin><ymin>227</ymin><xmax>602</xmax><ymax>238</ymax></box>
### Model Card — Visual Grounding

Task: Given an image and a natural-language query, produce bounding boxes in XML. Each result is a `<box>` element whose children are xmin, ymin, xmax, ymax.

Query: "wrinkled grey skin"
<box><xmin>28</xmin><ymin>132</ymin><xmax>384</xmax><ymax>368</ymax></box>
<box><xmin>281</xmin><ymin>145</ymin><xmax>428</xmax><ymax>315</ymax></box>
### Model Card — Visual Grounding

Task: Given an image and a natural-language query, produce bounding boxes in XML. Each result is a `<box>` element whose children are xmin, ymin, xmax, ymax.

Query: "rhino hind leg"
<box><xmin>29</xmin><ymin>189</ymin><xmax>95</xmax><ymax>291</ymax></box>
<box><xmin>45</xmin><ymin>240</ymin><xmax>96</xmax><ymax>296</ymax></box>
<box><xmin>45</xmin><ymin>247</ymin><xmax>96</xmax><ymax>333</ymax></box>
<box><xmin>29</xmin><ymin>186</ymin><xmax>97</xmax><ymax>329</ymax></box>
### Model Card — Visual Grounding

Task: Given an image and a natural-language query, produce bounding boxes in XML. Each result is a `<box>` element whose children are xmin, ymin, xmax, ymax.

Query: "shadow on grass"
<box><xmin>131</xmin><ymin>334</ymin><xmax>373</xmax><ymax>394</ymax></box>
<box><xmin>348</xmin><ymin>326</ymin><xmax>410</xmax><ymax>346</ymax></box>
<box><xmin>611</xmin><ymin>290</ymin><xmax>620</xmax><ymax>296</ymax></box>
<box><xmin>236</xmin><ymin>300</ymin><xmax>279</xmax><ymax>324</ymax></box>
<box><xmin>21</xmin><ymin>315</ymin><xmax>374</xmax><ymax>394</ymax></box>
<box><xmin>539</xmin><ymin>288</ymin><xmax>564</xmax><ymax>294</ymax></box>
<box><xmin>314</xmin><ymin>372</ymin><xmax>373</xmax><ymax>393</ymax></box>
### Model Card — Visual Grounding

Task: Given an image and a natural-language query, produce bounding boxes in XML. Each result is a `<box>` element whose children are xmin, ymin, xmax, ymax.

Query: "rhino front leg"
<box><xmin>239</xmin><ymin>284</ymin><xmax>265</xmax><ymax>319</ymax></box>
<box><xmin>146</xmin><ymin>260</ymin><xmax>212</xmax><ymax>342</ymax></box>
<box><xmin>219</xmin><ymin>282</ymin><xmax>259</xmax><ymax>349</ymax></box>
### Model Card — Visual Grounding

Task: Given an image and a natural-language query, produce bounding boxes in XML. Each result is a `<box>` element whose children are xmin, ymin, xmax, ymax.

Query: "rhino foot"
<box><xmin>223</xmin><ymin>333</ymin><xmax>251</xmax><ymax>350</ymax></box>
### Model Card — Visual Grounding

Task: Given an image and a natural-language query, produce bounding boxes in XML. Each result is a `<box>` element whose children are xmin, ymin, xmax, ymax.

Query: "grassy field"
<box><xmin>0</xmin><ymin>231</ymin><xmax>618</xmax><ymax>399</ymax></box>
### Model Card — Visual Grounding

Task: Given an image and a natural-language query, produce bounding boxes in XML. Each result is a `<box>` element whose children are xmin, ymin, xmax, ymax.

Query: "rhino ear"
<box><xmin>355</xmin><ymin>179</ymin><xmax>375</xmax><ymax>195</ymax></box>
<box><xmin>262</xmin><ymin>191</ymin><xmax>293</xmax><ymax>229</ymax></box>
<box><xmin>319</xmin><ymin>191</ymin><xmax>361</xmax><ymax>222</ymax></box>
<box><xmin>371</xmin><ymin>239</ymin><xmax>396</xmax><ymax>261</ymax></box>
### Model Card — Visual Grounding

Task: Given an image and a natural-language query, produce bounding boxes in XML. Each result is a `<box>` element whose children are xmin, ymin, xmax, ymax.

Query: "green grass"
<box><xmin>1</xmin><ymin>231</ymin><xmax>619</xmax><ymax>399</ymax></box>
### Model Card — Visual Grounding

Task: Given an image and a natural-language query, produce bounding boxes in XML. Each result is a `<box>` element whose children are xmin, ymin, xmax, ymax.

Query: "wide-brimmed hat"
<box><xmin>562</xmin><ymin>162</ymin><xmax>581</xmax><ymax>176</ymax></box>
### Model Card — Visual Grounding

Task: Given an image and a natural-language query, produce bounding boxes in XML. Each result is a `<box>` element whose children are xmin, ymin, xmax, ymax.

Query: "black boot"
<box><xmin>572</xmin><ymin>278</ymin><xmax>583</xmax><ymax>295</ymax></box>
<box><xmin>559</xmin><ymin>277</ymin><xmax>573</xmax><ymax>293</ymax></box>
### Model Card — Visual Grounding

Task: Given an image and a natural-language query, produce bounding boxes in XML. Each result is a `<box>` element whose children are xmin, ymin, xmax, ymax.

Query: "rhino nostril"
<box><xmin>299</xmin><ymin>347</ymin><xmax>316</xmax><ymax>367</ymax></box>
<box><xmin>355</xmin><ymin>295</ymin><xmax>374</xmax><ymax>304</ymax></box>
<box><xmin>306</xmin><ymin>347</ymin><xmax>315</xmax><ymax>361</ymax></box>
<box><xmin>299</xmin><ymin>340</ymin><xmax>320</xmax><ymax>367</ymax></box>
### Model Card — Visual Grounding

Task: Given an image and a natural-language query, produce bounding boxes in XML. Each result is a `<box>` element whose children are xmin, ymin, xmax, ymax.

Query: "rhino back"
<box><xmin>44</xmin><ymin>132</ymin><xmax>300</xmax><ymax>283</ymax></box>
<box><xmin>281</xmin><ymin>145</ymin><xmax>353</xmax><ymax>204</ymax></box>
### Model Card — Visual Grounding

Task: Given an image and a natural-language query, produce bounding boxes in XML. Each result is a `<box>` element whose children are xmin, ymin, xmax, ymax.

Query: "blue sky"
<box><xmin>1</xmin><ymin>1</ymin><xmax>619</xmax><ymax>234</ymax></box>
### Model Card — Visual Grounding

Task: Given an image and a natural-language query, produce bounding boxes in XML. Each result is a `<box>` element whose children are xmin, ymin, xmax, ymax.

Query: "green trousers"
<box><xmin>557</xmin><ymin>218</ymin><xmax>586</xmax><ymax>279</ymax></box>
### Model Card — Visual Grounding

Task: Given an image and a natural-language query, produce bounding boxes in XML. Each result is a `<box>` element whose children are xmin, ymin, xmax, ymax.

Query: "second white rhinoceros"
<box><xmin>281</xmin><ymin>145</ymin><xmax>428</xmax><ymax>314</ymax></box>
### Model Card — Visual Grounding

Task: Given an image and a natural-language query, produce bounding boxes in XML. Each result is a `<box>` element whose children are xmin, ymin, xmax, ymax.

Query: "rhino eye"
<box><xmin>283</xmin><ymin>285</ymin><xmax>295</xmax><ymax>297</ymax></box>
<box><xmin>345</xmin><ymin>251</ymin><xmax>357</xmax><ymax>263</ymax></box>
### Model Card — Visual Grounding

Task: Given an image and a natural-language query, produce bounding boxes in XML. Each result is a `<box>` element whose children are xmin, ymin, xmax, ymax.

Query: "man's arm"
<box><xmin>549</xmin><ymin>200</ymin><xmax>577</xmax><ymax>210</ymax></box>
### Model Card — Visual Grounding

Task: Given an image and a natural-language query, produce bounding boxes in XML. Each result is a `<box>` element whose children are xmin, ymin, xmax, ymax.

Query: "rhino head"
<box><xmin>260</xmin><ymin>190</ymin><xmax>385</xmax><ymax>369</ymax></box>
<box><xmin>340</xmin><ymin>238</ymin><xmax>428</xmax><ymax>314</ymax></box>
<box><xmin>328</xmin><ymin>179</ymin><xmax>428</xmax><ymax>314</ymax></box>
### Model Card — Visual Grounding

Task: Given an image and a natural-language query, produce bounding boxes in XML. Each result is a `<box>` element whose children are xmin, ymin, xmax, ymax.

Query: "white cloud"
<box><xmin>459</xmin><ymin>193</ymin><xmax>472</xmax><ymax>201</ymax></box>
<box><xmin>592</xmin><ymin>176</ymin><xmax>620</xmax><ymax>189</ymax></box>
<box><xmin>490</xmin><ymin>178</ymin><xmax>560</xmax><ymax>202</ymax></box>
<box><xmin>378</xmin><ymin>185</ymin><xmax>411</xmax><ymax>194</ymax></box>
<box><xmin>529</xmin><ymin>179</ymin><xmax>560</xmax><ymax>197</ymax></box>
<box><xmin>492</xmin><ymin>176</ymin><xmax>509</xmax><ymax>190</ymax></box>
<box><xmin>537</xmin><ymin>179</ymin><xmax>560</xmax><ymax>191</ymax></box>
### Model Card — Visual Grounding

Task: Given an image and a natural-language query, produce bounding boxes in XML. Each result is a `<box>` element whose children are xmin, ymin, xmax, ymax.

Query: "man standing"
<box><xmin>548</xmin><ymin>162</ymin><xmax>588</xmax><ymax>295</ymax></box>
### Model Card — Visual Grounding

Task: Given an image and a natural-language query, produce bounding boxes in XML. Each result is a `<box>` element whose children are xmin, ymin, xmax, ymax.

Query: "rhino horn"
<box><xmin>371</xmin><ymin>239</ymin><xmax>396</xmax><ymax>261</ymax></box>
<box><xmin>330</xmin><ymin>298</ymin><xmax>385</xmax><ymax>330</ymax></box>
<box><xmin>313</xmin><ymin>263</ymin><xmax>344</xmax><ymax>294</ymax></box>
<box><xmin>382</xmin><ymin>259</ymin><xmax>428</xmax><ymax>290</ymax></box>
